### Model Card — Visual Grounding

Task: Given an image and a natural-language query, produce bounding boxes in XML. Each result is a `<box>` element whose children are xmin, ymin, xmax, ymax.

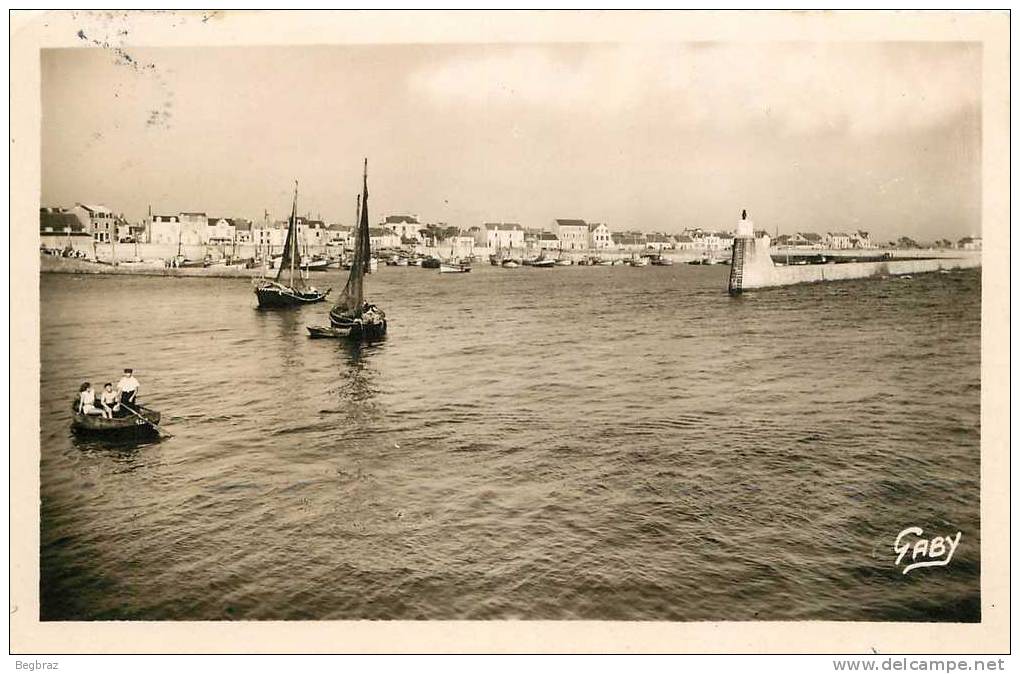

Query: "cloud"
<box><xmin>409</xmin><ymin>43</ymin><xmax>981</xmax><ymax>136</ymax></box>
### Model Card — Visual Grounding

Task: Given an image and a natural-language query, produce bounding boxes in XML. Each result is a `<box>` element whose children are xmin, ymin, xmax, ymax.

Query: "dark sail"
<box><xmin>333</xmin><ymin>159</ymin><xmax>370</xmax><ymax>316</ymax></box>
<box><xmin>275</xmin><ymin>182</ymin><xmax>304</xmax><ymax>288</ymax></box>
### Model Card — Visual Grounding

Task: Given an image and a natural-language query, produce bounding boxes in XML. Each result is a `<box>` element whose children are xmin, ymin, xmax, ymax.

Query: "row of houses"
<box><xmin>772</xmin><ymin>230</ymin><xmax>875</xmax><ymax>249</ymax></box>
<box><xmin>149</xmin><ymin>213</ymin><xmax>408</xmax><ymax>251</ymax></box>
<box><xmin>40</xmin><ymin>204</ymin><xmax>982</xmax><ymax>253</ymax></box>
<box><xmin>39</xmin><ymin>204</ymin><xmax>134</xmax><ymax>243</ymax></box>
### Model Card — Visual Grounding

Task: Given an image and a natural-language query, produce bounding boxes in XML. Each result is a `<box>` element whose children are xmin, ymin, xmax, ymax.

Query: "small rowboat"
<box><xmin>71</xmin><ymin>405</ymin><xmax>162</xmax><ymax>438</ymax></box>
<box><xmin>307</xmin><ymin>325</ymin><xmax>353</xmax><ymax>339</ymax></box>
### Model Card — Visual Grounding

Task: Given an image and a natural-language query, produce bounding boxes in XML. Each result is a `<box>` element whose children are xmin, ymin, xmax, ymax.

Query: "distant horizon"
<box><xmin>41</xmin><ymin>42</ymin><xmax>982</xmax><ymax>240</ymax></box>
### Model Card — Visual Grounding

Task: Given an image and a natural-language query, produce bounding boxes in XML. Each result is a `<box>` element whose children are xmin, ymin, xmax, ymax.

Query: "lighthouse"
<box><xmin>736</xmin><ymin>208</ymin><xmax>755</xmax><ymax>239</ymax></box>
<box><xmin>729</xmin><ymin>208</ymin><xmax>760</xmax><ymax>294</ymax></box>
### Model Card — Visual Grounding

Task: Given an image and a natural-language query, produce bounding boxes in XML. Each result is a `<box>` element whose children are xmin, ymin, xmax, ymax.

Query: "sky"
<box><xmin>41</xmin><ymin>42</ymin><xmax>981</xmax><ymax>241</ymax></box>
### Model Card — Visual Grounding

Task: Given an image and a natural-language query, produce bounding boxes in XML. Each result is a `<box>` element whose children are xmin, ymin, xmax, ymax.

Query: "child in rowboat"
<box><xmin>77</xmin><ymin>382</ymin><xmax>109</xmax><ymax>418</ymax></box>
<box><xmin>100</xmin><ymin>382</ymin><xmax>120</xmax><ymax>418</ymax></box>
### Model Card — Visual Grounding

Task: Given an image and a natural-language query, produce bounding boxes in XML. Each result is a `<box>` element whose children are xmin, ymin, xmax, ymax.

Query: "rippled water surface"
<box><xmin>40</xmin><ymin>265</ymin><xmax>981</xmax><ymax>621</ymax></box>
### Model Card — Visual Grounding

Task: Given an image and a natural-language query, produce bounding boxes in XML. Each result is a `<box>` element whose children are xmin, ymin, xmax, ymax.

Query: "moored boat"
<box><xmin>440</xmin><ymin>262</ymin><xmax>471</xmax><ymax>273</ymax></box>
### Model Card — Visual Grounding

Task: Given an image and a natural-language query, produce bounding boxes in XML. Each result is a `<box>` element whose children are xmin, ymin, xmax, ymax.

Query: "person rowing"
<box><xmin>117</xmin><ymin>368</ymin><xmax>140</xmax><ymax>414</ymax></box>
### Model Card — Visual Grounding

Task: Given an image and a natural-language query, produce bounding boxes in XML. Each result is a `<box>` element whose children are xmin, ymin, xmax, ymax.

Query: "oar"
<box><xmin>120</xmin><ymin>401</ymin><xmax>173</xmax><ymax>439</ymax></box>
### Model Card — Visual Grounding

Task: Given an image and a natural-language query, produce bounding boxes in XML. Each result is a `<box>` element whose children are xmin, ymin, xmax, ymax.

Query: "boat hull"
<box><xmin>255</xmin><ymin>284</ymin><xmax>330</xmax><ymax>308</ymax></box>
<box><xmin>328</xmin><ymin>308</ymin><xmax>388</xmax><ymax>340</ymax></box>
<box><xmin>71</xmin><ymin>406</ymin><xmax>161</xmax><ymax>438</ymax></box>
<box><xmin>307</xmin><ymin>326</ymin><xmax>353</xmax><ymax>339</ymax></box>
<box><xmin>439</xmin><ymin>264</ymin><xmax>471</xmax><ymax>273</ymax></box>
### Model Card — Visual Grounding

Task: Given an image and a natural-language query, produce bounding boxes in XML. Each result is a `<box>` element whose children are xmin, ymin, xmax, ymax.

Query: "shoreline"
<box><xmin>40</xmin><ymin>256</ymin><xmax>266</xmax><ymax>278</ymax></box>
<box><xmin>39</xmin><ymin>246</ymin><xmax>979</xmax><ymax>279</ymax></box>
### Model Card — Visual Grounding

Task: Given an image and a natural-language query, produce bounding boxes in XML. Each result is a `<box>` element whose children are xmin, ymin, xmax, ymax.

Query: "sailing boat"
<box><xmin>254</xmin><ymin>182</ymin><xmax>330</xmax><ymax>308</ymax></box>
<box><xmin>439</xmin><ymin>236</ymin><xmax>471</xmax><ymax>273</ymax></box>
<box><xmin>308</xmin><ymin>159</ymin><xmax>387</xmax><ymax>340</ymax></box>
<box><xmin>555</xmin><ymin>243</ymin><xmax>573</xmax><ymax>266</ymax></box>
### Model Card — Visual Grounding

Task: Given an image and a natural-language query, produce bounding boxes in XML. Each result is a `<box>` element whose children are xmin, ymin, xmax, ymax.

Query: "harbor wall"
<box><xmin>729</xmin><ymin>235</ymin><xmax>981</xmax><ymax>293</ymax></box>
<box><xmin>39</xmin><ymin>255</ymin><xmax>263</xmax><ymax>278</ymax></box>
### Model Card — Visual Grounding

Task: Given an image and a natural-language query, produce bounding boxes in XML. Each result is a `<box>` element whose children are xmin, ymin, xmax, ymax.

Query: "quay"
<box><xmin>728</xmin><ymin>213</ymin><xmax>981</xmax><ymax>294</ymax></box>
<box><xmin>40</xmin><ymin>255</ymin><xmax>263</xmax><ymax>278</ymax></box>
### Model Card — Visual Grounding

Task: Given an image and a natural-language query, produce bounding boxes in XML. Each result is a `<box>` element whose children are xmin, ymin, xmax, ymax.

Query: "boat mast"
<box><xmin>354</xmin><ymin>193</ymin><xmax>361</xmax><ymax>264</ymax></box>
<box><xmin>361</xmin><ymin>158</ymin><xmax>371</xmax><ymax>271</ymax></box>
<box><xmin>289</xmin><ymin>181</ymin><xmax>298</xmax><ymax>287</ymax></box>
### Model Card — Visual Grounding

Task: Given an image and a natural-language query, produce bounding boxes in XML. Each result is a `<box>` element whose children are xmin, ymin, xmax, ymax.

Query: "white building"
<box><xmin>233</xmin><ymin>220</ymin><xmax>253</xmax><ymax>244</ymax></box>
<box><xmin>326</xmin><ymin>223</ymin><xmax>352</xmax><ymax>247</ymax></box>
<box><xmin>368</xmin><ymin>227</ymin><xmax>401</xmax><ymax>250</ymax></box>
<box><xmin>294</xmin><ymin>218</ymin><xmax>329</xmax><ymax>248</ymax></box>
<box><xmin>825</xmin><ymin>232</ymin><xmax>854</xmax><ymax>249</ymax></box>
<box><xmin>485</xmin><ymin>223</ymin><xmax>525</xmax><ymax>251</ymax></box>
<box><xmin>71</xmin><ymin>203</ymin><xmax>118</xmax><ymax>243</ymax></box>
<box><xmin>555</xmin><ymin>219</ymin><xmax>589</xmax><ymax>251</ymax></box>
<box><xmin>645</xmin><ymin>233</ymin><xmax>674</xmax><ymax>251</ymax></box>
<box><xmin>537</xmin><ymin>231</ymin><xmax>560</xmax><ymax>250</ymax></box>
<box><xmin>254</xmin><ymin>220</ymin><xmax>288</xmax><ymax>249</ymax></box>
<box><xmin>587</xmin><ymin>222</ymin><xmax>612</xmax><ymax>250</ymax></box>
<box><xmin>206</xmin><ymin>217</ymin><xmax>235</xmax><ymax>245</ymax></box>
<box><xmin>148</xmin><ymin>214</ymin><xmax>180</xmax><ymax>245</ymax></box>
<box><xmin>849</xmin><ymin>230</ymin><xmax>874</xmax><ymax>249</ymax></box>
<box><xmin>958</xmin><ymin>236</ymin><xmax>982</xmax><ymax>250</ymax></box>
<box><xmin>382</xmin><ymin>215</ymin><xmax>424</xmax><ymax>243</ymax></box>
<box><xmin>178</xmin><ymin>212</ymin><xmax>208</xmax><ymax>246</ymax></box>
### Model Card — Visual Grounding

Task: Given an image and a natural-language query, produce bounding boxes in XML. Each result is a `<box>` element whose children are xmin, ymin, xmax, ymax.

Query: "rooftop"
<box><xmin>384</xmin><ymin>215</ymin><xmax>419</xmax><ymax>225</ymax></box>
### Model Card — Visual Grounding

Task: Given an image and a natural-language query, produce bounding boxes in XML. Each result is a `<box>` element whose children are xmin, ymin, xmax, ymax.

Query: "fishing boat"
<box><xmin>529</xmin><ymin>251</ymin><xmax>555</xmax><ymax>268</ymax></box>
<box><xmin>650</xmin><ymin>253</ymin><xmax>674</xmax><ymax>266</ymax></box>
<box><xmin>71</xmin><ymin>404</ymin><xmax>162</xmax><ymax>438</ymax></box>
<box><xmin>440</xmin><ymin>260</ymin><xmax>471</xmax><ymax>273</ymax></box>
<box><xmin>501</xmin><ymin>259</ymin><xmax>520</xmax><ymax>268</ymax></box>
<box><xmin>594</xmin><ymin>257</ymin><xmax>614</xmax><ymax>266</ymax></box>
<box><xmin>421</xmin><ymin>256</ymin><xmax>441</xmax><ymax>269</ymax></box>
<box><xmin>309</xmin><ymin>158</ymin><xmax>387</xmax><ymax>340</ymax></box>
<box><xmin>554</xmin><ymin>246</ymin><xmax>574</xmax><ymax>266</ymax></box>
<box><xmin>300</xmin><ymin>257</ymin><xmax>331</xmax><ymax>272</ymax></box>
<box><xmin>254</xmin><ymin>183</ymin><xmax>330</xmax><ymax>308</ymax></box>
